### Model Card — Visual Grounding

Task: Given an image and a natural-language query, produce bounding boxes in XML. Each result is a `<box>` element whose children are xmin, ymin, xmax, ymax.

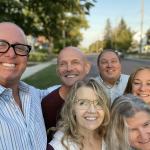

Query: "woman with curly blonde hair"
<box><xmin>47</xmin><ymin>79</ymin><xmax>110</xmax><ymax>150</ymax></box>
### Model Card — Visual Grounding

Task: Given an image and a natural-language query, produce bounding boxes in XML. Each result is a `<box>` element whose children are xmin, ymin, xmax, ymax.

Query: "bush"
<box><xmin>29</xmin><ymin>52</ymin><xmax>48</xmax><ymax>62</ymax></box>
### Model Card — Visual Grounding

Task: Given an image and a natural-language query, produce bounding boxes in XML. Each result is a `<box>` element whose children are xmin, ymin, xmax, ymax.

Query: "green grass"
<box><xmin>23</xmin><ymin>64</ymin><xmax>61</xmax><ymax>89</ymax></box>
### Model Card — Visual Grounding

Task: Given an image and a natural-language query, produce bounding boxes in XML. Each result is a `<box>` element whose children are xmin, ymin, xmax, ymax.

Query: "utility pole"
<box><xmin>139</xmin><ymin>0</ymin><xmax>144</xmax><ymax>53</ymax></box>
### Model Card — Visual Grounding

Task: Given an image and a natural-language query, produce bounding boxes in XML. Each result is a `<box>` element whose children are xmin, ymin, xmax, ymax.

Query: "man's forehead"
<box><xmin>58</xmin><ymin>57</ymin><xmax>83</xmax><ymax>63</ymax></box>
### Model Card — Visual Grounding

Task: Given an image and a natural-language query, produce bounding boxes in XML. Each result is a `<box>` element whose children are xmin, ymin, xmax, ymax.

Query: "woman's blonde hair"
<box><xmin>57</xmin><ymin>78</ymin><xmax>110</xmax><ymax>150</ymax></box>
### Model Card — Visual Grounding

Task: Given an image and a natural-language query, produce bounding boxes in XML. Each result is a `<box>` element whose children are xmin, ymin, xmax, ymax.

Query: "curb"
<box><xmin>21</xmin><ymin>58</ymin><xmax>57</xmax><ymax>80</ymax></box>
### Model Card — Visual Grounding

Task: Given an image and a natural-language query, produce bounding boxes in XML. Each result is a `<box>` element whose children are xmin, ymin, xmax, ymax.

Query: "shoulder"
<box><xmin>49</xmin><ymin>131</ymin><xmax>78</xmax><ymax>150</ymax></box>
<box><xmin>102</xmin><ymin>139</ymin><xmax>106</xmax><ymax>150</ymax></box>
<box><xmin>47</xmin><ymin>85</ymin><xmax>61</xmax><ymax>93</ymax></box>
<box><xmin>120</xmin><ymin>74</ymin><xmax>129</xmax><ymax>81</ymax></box>
<box><xmin>49</xmin><ymin>131</ymin><xmax>65</xmax><ymax>150</ymax></box>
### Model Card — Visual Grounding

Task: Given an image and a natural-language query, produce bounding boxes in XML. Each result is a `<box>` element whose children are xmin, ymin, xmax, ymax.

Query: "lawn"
<box><xmin>23</xmin><ymin>64</ymin><xmax>61</xmax><ymax>89</ymax></box>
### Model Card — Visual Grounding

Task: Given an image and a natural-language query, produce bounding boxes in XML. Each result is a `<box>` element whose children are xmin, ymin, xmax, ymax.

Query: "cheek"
<box><xmin>128</xmin><ymin>132</ymin><xmax>138</xmax><ymax>146</ymax></box>
<box><xmin>74</xmin><ymin>109</ymin><xmax>84</xmax><ymax>121</ymax></box>
<box><xmin>57</xmin><ymin>68</ymin><xmax>65</xmax><ymax>75</ymax></box>
<box><xmin>132</xmin><ymin>87</ymin><xmax>139</xmax><ymax>95</ymax></box>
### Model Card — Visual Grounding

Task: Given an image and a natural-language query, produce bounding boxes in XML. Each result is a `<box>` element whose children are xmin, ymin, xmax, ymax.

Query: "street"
<box><xmin>86</xmin><ymin>54</ymin><xmax>150</xmax><ymax>78</ymax></box>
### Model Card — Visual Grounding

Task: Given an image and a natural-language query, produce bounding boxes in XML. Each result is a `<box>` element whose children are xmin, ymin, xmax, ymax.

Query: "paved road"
<box><xmin>21</xmin><ymin>54</ymin><xmax>150</xmax><ymax>80</ymax></box>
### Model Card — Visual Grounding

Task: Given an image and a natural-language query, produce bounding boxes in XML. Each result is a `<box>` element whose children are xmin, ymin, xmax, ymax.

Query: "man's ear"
<box><xmin>85</xmin><ymin>61</ymin><xmax>91</xmax><ymax>74</ymax></box>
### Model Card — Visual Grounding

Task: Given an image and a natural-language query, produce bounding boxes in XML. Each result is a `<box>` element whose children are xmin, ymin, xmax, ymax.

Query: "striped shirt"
<box><xmin>0</xmin><ymin>81</ymin><xmax>59</xmax><ymax>150</ymax></box>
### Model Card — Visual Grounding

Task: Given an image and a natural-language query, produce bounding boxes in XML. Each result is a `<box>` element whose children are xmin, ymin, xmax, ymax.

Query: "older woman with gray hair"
<box><xmin>106</xmin><ymin>94</ymin><xmax>150</xmax><ymax>150</ymax></box>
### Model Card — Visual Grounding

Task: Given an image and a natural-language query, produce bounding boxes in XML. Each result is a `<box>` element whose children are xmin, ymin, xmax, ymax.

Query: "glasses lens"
<box><xmin>14</xmin><ymin>44</ymin><xmax>30</xmax><ymax>56</ymax></box>
<box><xmin>0</xmin><ymin>41</ymin><xmax>9</xmax><ymax>52</ymax></box>
<box><xmin>77</xmin><ymin>99</ymin><xmax>90</xmax><ymax>109</ymax></box>
<box><xmin>76</xmin><ymin>99</ymin><xmax>103</xmax><ymax>110</ymax></box>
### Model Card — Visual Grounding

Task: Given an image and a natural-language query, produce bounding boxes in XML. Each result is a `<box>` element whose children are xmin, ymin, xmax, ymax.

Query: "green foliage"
<box><xmin>103</xmin><ymin>19</ymin><xmax>113</xmax><ymax>49</ymax></box>
<box><xmin>29</xmin><ymin>52</ymin><xmax>48</xmax><ymax>62</ymax></box>
<box><xmin>23</xmin><ymin>64</ymin><xmax>61</xmax><ymax>89</ymax></box>
<box><xmin>95</xmin><ymin>18</ymin><xmax>133</xmax><ymax>52</ymax></box>
<box><xmin>89</xmin><ymin>40</ymin><xmax>104</xmax><ymax>53</ymax></box>
<box><xmin>0</xmin><ymin>0</ymin><xmax>96</xmax><ymax>52</ymax></box>
<box><xmin>112</xmin><ymin>18</ymin><xmax>133</xmax><ymax>52</ymax></box>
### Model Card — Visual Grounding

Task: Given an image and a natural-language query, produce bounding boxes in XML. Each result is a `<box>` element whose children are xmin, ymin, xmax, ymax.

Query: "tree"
<box><xmin>103</xmin><ymin>18</ymin><xmax>112</xmax><ymax>49</ymax></box>
<box><xmin>0</xmin><ymin>0</ymin><xmax>96</xmax><ymax>53</ymax></box>
<box><xmin>112</xmin><ymin>18</ymin><xmax>133</xmax><ymax>53</ymax></box>
<box><xmin>146</xmin><ymin>28</ymin><xmax>150</xmax><ymax>45</ymax></box>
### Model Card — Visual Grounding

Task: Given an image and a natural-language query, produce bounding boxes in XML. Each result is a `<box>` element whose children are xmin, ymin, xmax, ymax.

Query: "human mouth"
<box><xmin>107</xmin><ymin>69</ymin><xmax>114</xmax><ymax>73</ymax></box>
<box><xmin>139</xmin><ymin>139</ymin><xmax>150</xmax><ymax>144</ymax></box>
<box><xmin>64</xmin><ymin>74</ymin><xmax>77</xmax><ymax>78</ymax></box>
<box><xmin>2</xmin><ymin>63</ymin><xmax>15</xmax><ymax>68</ymax></box>
<box><xmin>85</xmin><ymin>117</ymin><xmax>97</xmax><ymax>121</ymax></box>
<box><xmin>138</xmin><ymin>93</ymin><xmax>150</xmax><ymax>97</ymax></box>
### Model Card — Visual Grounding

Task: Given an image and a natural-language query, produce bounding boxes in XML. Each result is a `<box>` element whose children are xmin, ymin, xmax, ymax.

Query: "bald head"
<box><xmin>0</xmin><ymin>22</ymin><xmax>27</xmax><ymax>44</ymax></box>
<box><xmin>57</xmin><ymin>46</ymin><xmax>87</xmax><ymax>64</ymax></box>
<box><xmin>57</xmin><ymin>46</ymin><xmax>91</xmax><ymax>87</ymax></box>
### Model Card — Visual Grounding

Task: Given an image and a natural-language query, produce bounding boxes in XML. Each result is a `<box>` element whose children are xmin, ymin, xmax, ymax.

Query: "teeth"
<box><xmin>108</xmin><ymin>70</ymin><xmax>113</xmax><ymax>72</ymax></box>
<box><xmin>139</xmin><ymin>94</ymin><xmax>149</xmax><ymax>97</ymax></box>
<box><xmin>85</xmin><ymin>117</ymin><xmax>96</xmax><ymax>121</ymax></box>
<box><xmin>65</xmin><ymin>74</ymin><xmax>76</xmax><ymax>78</ymax></box>
<box><xmin>2</xmin><ymin>63</ymin><xmax>15</xmax><ymax>68</ymax></box>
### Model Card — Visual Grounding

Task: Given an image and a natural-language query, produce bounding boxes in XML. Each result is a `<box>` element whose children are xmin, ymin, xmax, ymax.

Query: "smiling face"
<box><xmin>127</xmin><ymin>111</ymin><xmax>150</xmax><ymax>150</ymax></box>
<box><xmin>98</xmin><ymin>51</ymin><xmax>121</xmax><ymax>85</ymax></box>
<box><xmin>132</xmin><ymin>69</ymin><xmax>150</xmax><ymax>104</ymax></box>
<box><xmin>57</xmin><ymin>47</ymin><xmax>90</xmax><ymax>87</ymax></box>
<box><xmin>74</xmin><ymin>86</ymin><xmax>105</xmax><ymax>134</ymax></box>
<box><xmin>0</xmin><ymin>23</ymin><xmax>28</xmax><ymax>87</ymax></box>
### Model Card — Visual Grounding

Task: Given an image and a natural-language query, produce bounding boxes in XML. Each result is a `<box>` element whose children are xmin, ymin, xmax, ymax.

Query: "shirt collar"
<box><xmin>0</xmin><ymin>81</ymin><xmax>29</xmax><ymax>95</ymax></box>
<box><xmin>99</xmin><ymin>75</ymin><xmax>121</xmax><ymax>87</ymax></box>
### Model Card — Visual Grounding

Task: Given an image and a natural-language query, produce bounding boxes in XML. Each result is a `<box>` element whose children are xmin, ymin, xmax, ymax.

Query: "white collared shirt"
<box><xmin>0</xmin><ymin>81</ymin><xmax>59</xmax><ymax>150</ymax></box>
<box><xmin>95</xmin><ymin>74</ymin><xmax>129</xmax><ymax>103</ymax></box>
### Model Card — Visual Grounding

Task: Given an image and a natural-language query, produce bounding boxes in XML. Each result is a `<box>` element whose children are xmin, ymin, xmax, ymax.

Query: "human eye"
<box><xmin>111</xmin><ymin>59</ymin><xmax>118</xmax><ymax>64</ymax></box>
<box><xmin>94</xmin><ymin>100</ymin><xmax>101</xmax><ymax>106</ymax></box>
<box><xmin>132</xmin><ymin>80</ymin><xmax>141</xmax><ymax>86</ymax></box>
<box><xmin>72</xmin><ymin>60</ymin><xmax>80</xmax><ymax>65</ymax></box>
<box><xmin>0</xmin><ymin>41</ymin><xmax>8</xmax><ymax>50</ymax></box>
<box><xmin>100</xmin><ymin>60</ymin><xmax>107</xmax><ymax>65</ymax></box>
<box><xmin>59</xmin><ymin>62</ymin><xmax>66</xmax><ymax>67</ymax></box>
<box><xmin>78</xmin><ymin>99</ymin><xmax>88</xmax><ymax>106</ymax></box>
<box><xmin>146</xmin><ymin>82</ymin><xmax>150</xmax><ymax>86</ymax></box>
<box><xmin>15</xmin><ymin>44</ymin><xmax>29</xmax><ymax>53</ymax></box>
<box><xmin>143</xmin><ymin>120</ymin><xmax>150</xmax><ymax>127</ymax></box>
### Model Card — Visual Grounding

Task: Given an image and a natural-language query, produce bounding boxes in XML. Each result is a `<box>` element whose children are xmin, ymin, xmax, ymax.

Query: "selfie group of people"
<box><xmin>0</xmin><ymin>22</ymin><xmax>150</xmax><ymax>150</ymax></box>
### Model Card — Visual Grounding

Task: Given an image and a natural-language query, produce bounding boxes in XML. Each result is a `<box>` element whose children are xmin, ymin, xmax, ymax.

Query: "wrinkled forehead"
<box><xmin>0</xmin><ymin>23</ymin><xmax>27</xmax><ymax>44</ymax></box>
<box><xmin>58</xmin><ymin>48</ymin><xmax>85</xmax><ymax>63</ymax></box>
<box><xmin>100</xmin><ymin>51</ymin><xmax>119</xmax><ymax>60</ymax></box>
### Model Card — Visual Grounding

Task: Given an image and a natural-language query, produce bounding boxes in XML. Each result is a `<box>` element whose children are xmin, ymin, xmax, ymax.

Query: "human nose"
<box><xmin>107</xmin><ymin>61</ymin><xmax>113</xmax><ymax>67</ymax></box>
<box><xmin>5</xmin><ymin>46</ymin><xmax>16</xmax><ymax>58</ymax></box>
<box><xmin>139</xmin><ymin>83</ymin><xmax>147</xmax><ymax>91</ymax></box>
<box><xmin>66</xmin><ymin>63</ymin><xmax>73</xmax><ymax>71</ymax></box>
<box><xmin>88</xmin><ymin>102</ymin><xmax>97</xmax><ymax>113</ymax></box>
<box><xmin>138</xmin><ymin>128</ymin><xmax>149</xmax><ymax>142</ymax></box>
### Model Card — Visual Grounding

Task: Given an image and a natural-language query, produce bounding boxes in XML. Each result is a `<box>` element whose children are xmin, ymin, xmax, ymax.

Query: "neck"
<box><xmin>2</xmin><ymin>81</ymin><xmax>23</xmax><ymax>111</ymax></box>
<box><xmin>81</xmin><ymin>131</ymin><xmax>102</xmax><ymax>150</ymax></box>
<box><xmin>59</xmin><ymin>85</ymin><xmax>71</xmax><ymax>100</ymax></box>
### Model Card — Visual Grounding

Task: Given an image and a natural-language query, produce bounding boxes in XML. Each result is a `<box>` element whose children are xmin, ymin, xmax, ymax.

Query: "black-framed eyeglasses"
<box><xmin>0</xmin><ymin>40</ymin><xmax>31</xmax><ymax>56</ymax></box>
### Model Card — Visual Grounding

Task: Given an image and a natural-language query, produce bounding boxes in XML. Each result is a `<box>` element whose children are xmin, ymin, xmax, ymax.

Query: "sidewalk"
<box><xmin>21</xmin><ymin>58</ymin><xmax>57</xmax><ymax>80</ymax></box>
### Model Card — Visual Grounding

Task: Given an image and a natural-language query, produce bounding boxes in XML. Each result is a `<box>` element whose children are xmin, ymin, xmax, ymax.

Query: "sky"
<box><xmin>80</xmin><ymin>0</ymin><xmax>150</xmax><ymax>48</ymax></box>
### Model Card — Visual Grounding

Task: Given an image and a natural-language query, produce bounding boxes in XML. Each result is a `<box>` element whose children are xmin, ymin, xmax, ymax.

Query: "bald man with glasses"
<box><xmin>0</xmin><ymin>22</ymin><xmax>58</xmax><ymax>150</ymax></box>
